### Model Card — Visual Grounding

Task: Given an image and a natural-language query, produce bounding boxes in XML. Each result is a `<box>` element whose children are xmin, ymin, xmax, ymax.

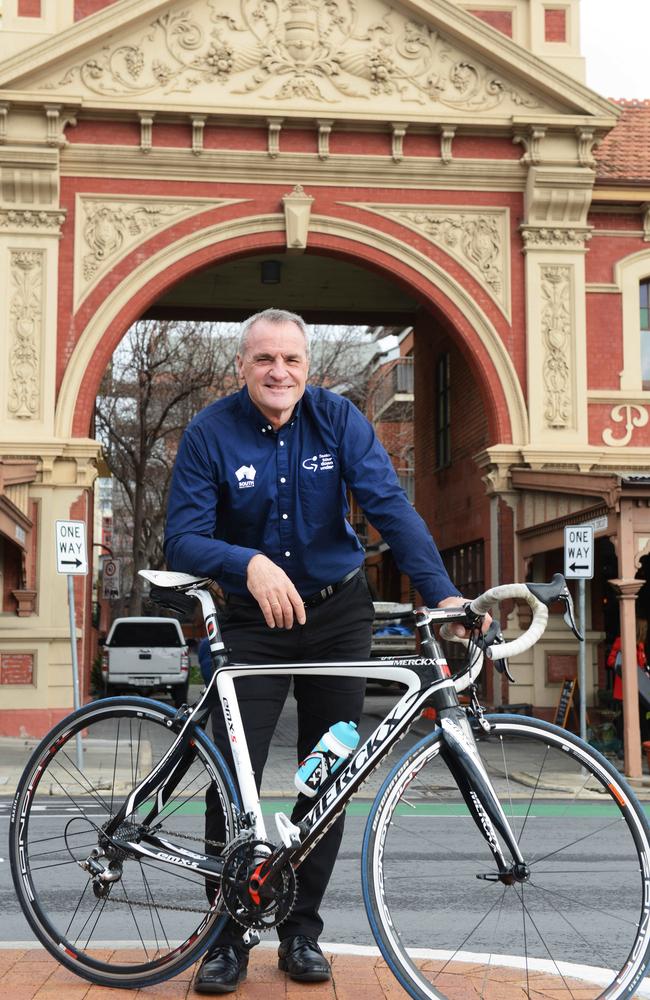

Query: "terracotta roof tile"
<box><xmin>595</xmin><ymin>99</ymin><xmax>650</xmax><ymax>183</ymax></box>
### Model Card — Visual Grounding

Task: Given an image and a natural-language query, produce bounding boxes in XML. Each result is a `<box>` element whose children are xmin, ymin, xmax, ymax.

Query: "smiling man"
<box><xmin>164</xmin><ymin>307</ymin><xmax>465</xmax><ymax>994</ymax></box>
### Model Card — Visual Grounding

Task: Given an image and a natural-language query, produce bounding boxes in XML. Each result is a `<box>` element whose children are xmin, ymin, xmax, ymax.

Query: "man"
<box><xmin>164</xmin><ymin>308</ymin><xmax>466</xmax><ymax>993</ymax></box>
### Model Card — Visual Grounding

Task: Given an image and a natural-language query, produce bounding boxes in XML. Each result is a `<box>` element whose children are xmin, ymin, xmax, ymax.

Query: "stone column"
<box><xmin>608</xmin><ymin>578</ymin><xmax>644</xmax><ymax>779</ymax></box>
<box><xmin>520</xmin><ymin>166</ymin><xmax>594</xmax><ymax>461</ymax></box>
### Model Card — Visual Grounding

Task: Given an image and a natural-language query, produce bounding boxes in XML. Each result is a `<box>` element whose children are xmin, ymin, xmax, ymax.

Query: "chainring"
<box><xmin>221</xmin><ymin>839</ymin><xmax>297</xmax><ymax>930</ymax></box>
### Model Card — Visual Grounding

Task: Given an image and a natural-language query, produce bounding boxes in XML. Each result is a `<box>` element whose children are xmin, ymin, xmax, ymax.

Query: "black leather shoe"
<box><xmin>278</xmin><ymin>935</ymin><xmax>331</xmax><ymax>982</ymax></box>
<box><xmin>194</xmin><ymin>944</ymin><xmax>248</xmax><ymax>994</ymax></box>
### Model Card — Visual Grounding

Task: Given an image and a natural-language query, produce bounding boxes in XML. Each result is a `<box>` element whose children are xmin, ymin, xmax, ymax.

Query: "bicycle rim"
<box><xmin>10</xmin><ymin>697</ymin><xmax>240</xmax><ymax>988</ymax></box>
<box><xmin>362</xmin><ymin>715</ymin><xmax>650</xmax><ymax>1000</ymax></box>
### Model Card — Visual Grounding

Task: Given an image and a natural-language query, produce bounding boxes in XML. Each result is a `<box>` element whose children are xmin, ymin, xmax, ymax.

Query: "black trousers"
<box><xmin>206</xmin><ymin>571</ymin><xmax>373</xmax><ymax>946</ymax></box>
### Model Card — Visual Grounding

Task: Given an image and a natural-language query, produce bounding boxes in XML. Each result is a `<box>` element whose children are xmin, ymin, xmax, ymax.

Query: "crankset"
<box><xmin>221</xmin><ymin>838</ymin><xmax>297</xmax><ymax>929</ymax></box>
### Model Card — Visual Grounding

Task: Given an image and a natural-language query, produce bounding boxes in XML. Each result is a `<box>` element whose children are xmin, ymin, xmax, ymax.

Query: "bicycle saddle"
<box><xmin>139</xmin><ymin>569</ymin><xmax>212</xmax><ymax>591</ymax></box>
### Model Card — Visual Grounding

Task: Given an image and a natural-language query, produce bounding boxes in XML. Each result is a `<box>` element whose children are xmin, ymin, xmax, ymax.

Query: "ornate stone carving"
<box><xmin>401</xmin><ymin>210</ymin><xmax>503</xmax><ymax>294</ymax></box>
<box><xmin>267</xmin><ymin>117</ymin><xmax>283</xmax><ymax>158</ymax></box>
<box><xmin>391</xmin><ymin>123</ymin><xmax>407</xmax><ymax>163</ymax></box>
<box><xmin>77</xmin><ymin>197</ymin><xmax>234</xmax><ymax>300</ymax></box>
<box><xmin>0</xmin><ymin>208</ymin><xmax>66</xmax><ymax>232</ymax></box>
<box><xmin>602</xmin><ymin>404</ymin><xmax>649</xmax><ymax>447</ymax></box>
<box><xmin>643</xmin><ymin>204</ymin><xmax>650</xmax><ymax>242</ymax></box>
<box><xmin>513</xmin><ymin>126</ymin><xmax>546</xmax><ymax>166</ymax></box>
<box><xmin>191</xmin><ymin>114</ymin><xmax>206</xmax><ymax>154</ymax></box>
<box><xmin>282</xmin><ymin>184</ymin><xmax>314</xmax><ymax>250</ymax></box>
<box><xmin>317</xmin><ymin>119</ymin><xmax>333</xmax><ymax>160</ymax></box>
<box><xmin>540</xmin><ymin>265</ymin><xmax>572</xmax><ymax>429</ymax></box>
<box><xmin>41</xmin><ymin>0</ymin><xmax>544</xmax><ymax>115</ymax></box>
<box><xmin>440</xmin><ymin>126</ymin><xmax>456</xmax><ymax>164</ymax></box>
<box><xmin>352</xmin><ymin>204</ymin><xmax>508</xmax><ymax>311</ymax></box>
<box><xmin>8</xmin><ymin>250</ymin><xmax>43</xmax><ymax>421</ymax></box>
<box><xmin>521</xmin><ymin>226</ymin><xmax>591</xmax><ymax>250</ymax></box>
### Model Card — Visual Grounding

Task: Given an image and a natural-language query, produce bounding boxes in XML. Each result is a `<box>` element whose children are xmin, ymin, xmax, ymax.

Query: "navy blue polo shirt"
<box><xmin>164</xmin><ymin>385</ymin><xmax>459</xmax><ymax>606</ymax></box>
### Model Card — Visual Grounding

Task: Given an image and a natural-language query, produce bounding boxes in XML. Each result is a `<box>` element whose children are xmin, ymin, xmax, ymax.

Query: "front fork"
<box><xmin>420</xmin><ymin>628</ymin><xmax>527</xmax><ymax>880</ymax></box>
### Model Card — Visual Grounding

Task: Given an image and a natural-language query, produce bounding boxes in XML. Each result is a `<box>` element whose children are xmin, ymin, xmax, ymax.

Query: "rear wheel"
<box><xmin>362</xmin><ymin>715</ymin><xmax>650</xmax><ymax>1000</ymax></box>
<box><xmin>10</xmin><ymin>697</ymin><xmax>240</xmax><ymax>988</ymax></box>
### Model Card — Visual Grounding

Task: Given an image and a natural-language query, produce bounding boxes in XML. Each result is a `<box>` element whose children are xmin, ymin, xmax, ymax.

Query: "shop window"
<box><xmin>641</xmin><ymin>279</ymin><xmax>650</xmax><ymax>389</ymax></box>
<box><xmin>436</xmin><ymin>353</ymin><xmax>451</xmax><ymax>469</ymax></box>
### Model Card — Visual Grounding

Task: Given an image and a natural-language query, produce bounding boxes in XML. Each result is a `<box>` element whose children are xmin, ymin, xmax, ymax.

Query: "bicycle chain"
<box><xmin>99</xmin><ymin>827</ymin><xmax>227</xmax><ymax>914</ymax></box>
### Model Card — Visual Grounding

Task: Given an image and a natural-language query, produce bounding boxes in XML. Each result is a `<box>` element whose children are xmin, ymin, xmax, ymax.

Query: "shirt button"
<box><xmin>285</xmin><ymin>550</ymin><xmax>290</xmax><ymax>557</ymax></box>
<box><xmin>280</xmin><ymin>477</ymin><xmax>286</xmax><ymax>484</ymax></box>
<box><xmin>279</xmin><ymin>440</ymin><xmax>285</xmax><ymax>446</ymax></box>
<box><xmin>282</xmin><ymin>513</ymin><xmax>288</xmax><ymax>520</ymax></box>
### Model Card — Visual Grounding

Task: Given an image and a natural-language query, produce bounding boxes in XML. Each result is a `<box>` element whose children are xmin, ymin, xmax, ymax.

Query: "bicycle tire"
<box><xmin>10</xmin><ymin>696</ymin><xmax>241</xmax><ymax>988</ymax></box>
<box><xmin>362</xmin><ymin>714</ymin><xmax>650</xmax><ymax>1000</ymax></box>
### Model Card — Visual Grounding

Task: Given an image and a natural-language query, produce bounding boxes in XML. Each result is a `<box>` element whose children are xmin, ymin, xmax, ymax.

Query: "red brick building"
<box><xmin>0</xmin><ymin>0</ymin><xmax>649</xmax><ymax>773</ymax></box>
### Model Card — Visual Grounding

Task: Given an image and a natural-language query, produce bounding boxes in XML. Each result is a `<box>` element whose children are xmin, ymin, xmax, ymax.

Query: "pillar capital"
<box><xmin>608</xmin><ymin>578</ymin><xmax>644</xmax><ymax>600</ymax></box>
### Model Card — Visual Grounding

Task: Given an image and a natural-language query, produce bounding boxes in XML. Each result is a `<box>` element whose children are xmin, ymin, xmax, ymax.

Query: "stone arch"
<box><xmin>55</xmin><ymin>213</ymin><xmax>528</xmax><ymax>446</ymax></box>
<box><xmin>614</xmin><ymin>247</ymin><xmax>650</xmax><ymax>393</ymax></box>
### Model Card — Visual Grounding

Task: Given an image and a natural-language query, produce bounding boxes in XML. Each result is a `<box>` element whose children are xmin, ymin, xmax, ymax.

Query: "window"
<box><xmin>641</xmin><ymin>279</ymin><xmax>650</xmax><ymax>389</ymax></box>
<box><xmin>435</xmin><ymin>353</ymin><xmax>451</xmax><ymax>468</ymax></box>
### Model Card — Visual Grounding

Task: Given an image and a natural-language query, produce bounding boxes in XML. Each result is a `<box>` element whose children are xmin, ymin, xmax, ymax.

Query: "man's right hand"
<box><xmin>246</xmin><ymin>554</ymin><xmax>306</xmax><ymax>629</ymax></box>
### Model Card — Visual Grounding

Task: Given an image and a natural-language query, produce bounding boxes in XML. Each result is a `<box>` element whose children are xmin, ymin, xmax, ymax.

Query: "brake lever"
<box><xmin>473</xmin><ymin>621</ymin><xmax>515</xmax><ymax>682</ymax></box>
<box><xmin>557</xmin><ymin>584</ymin><xmax>583</xmax><ymax>641</ymax></box>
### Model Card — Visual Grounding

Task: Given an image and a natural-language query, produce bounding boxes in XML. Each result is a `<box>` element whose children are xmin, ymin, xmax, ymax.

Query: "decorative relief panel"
<box><xmin>8</xmin><ymin>250</ymin><xmax>43</xmax><ymax>421</ymax></box>
<box><xmin>347</xmin><ymin>203</ymin><xmax>509</xmax><ymax>314</ymax></box>
<box><xmin>602</xmin><ymin>404</ymin><xmax>649</xmax><ymax>447</ymax></box>
<box><xmin>0</xmin><ymin>208</ymin><xmax>66</xmax><ymax>234</ymax></box>
<box><xmin>521</xmin><ymin>227</ymin><xmax>591</xmax><ymax>250</ymax></box>
<box><xmin>75</xmin><ymin>195</ymin><xmax>242</xmax><ymax>306</ymax></box>
<box><xmin>540</xmin><ymin>264</ymin><xmax>572</xmax><ymax>429</ymax></box>
<box><xmin>36</xmin><ymin>0</ymin><xmax>548</xmax><ymax>117</ymax></box>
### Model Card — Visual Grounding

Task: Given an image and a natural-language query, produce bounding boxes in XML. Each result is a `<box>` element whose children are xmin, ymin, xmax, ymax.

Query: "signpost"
<box><xmin>564</xmin><ymin>525</ymin><xmax>594</xmax><ymax>741</ymax></box>
<box><xmin>101</xmin><ymin>558</ymin><xmax>121</xmax><ymax>600</ymax></box>
<box><xmin>55</xmin><ymin>520</ymin><xmax>88</xmax><ymax>769</ymax></box>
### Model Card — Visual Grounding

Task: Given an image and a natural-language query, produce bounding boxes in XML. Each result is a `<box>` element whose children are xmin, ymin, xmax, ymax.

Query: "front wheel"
<box><xmin>10</xmin><ymin>697</ymin><xmax>240</xmax><ymax>988</ymax></box>
<box><xmin>362</xmin><ymin>715</ymin><xmax>650</xmax><ymax>1000</ymax></box>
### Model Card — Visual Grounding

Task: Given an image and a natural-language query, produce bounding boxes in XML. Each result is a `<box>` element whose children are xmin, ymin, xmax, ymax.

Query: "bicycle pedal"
<box><xmin>274</xmin><ymin>812</ymin><xmax>302</xmax><ymax>848</ymax></box>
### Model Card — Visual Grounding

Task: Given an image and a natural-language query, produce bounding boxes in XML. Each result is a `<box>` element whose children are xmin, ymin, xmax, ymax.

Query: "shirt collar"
<box><xmin>237</xmin><ymin>385</ymin><xmax>304</xmax><ymax>435</ymax></box>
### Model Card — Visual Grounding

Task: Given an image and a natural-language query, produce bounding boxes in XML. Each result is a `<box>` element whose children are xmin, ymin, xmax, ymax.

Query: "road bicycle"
<box><xmin>10</xmin><ymin>570</ymin><xmax>650</xmax><ymax>1000</ymax></box>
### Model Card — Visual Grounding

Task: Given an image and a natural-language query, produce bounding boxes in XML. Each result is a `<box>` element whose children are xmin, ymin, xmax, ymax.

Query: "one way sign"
<box><xmin>55</xmin><ymin>520</ymin><xmax>88</xmax><ymax>575</ymax></box>
<box><xmin>564</xmin><ymin>524</ymin><xmax>594</xmax><ymax>580</ymax></box>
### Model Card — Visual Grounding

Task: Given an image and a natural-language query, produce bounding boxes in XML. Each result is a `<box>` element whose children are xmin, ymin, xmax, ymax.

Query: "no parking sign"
<box><xmin>101</xmin><ymin>558</ymin><xmax>121</xmax><ymax>599</ymax></box>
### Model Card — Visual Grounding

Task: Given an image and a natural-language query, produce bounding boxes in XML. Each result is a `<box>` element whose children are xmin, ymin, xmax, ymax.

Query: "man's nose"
<box><xmin>268</xmin><ymin>359</ymin><xmax>288</xmax><ymax>379</ymax></box>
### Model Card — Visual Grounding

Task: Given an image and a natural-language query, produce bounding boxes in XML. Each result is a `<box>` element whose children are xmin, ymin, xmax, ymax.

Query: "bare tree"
<box><xmin>96</xmin><ymin>319</ymin><xmax>239</xmax><ymax>614</ymax></box>
<box><xmin>96</xmin><ymin>319</ymin><xmax>376</xmax><ymax>614</ymax></box>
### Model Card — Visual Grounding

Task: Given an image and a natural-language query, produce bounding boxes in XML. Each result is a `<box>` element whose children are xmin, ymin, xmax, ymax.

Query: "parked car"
<box><xmin>101</xmin><ymin>616</ymin><xmax>190</xmax><ymax>707</ymax></box>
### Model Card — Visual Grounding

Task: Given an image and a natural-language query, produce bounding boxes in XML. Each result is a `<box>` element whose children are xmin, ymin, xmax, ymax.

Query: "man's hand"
<box><xmin>437</xmin><ymin>595</ymin><xmax>492</xmax><ymax>637</ymax></box>
<box><xmin>247</xmin><ymin>554</ymin><xmax>306</xmax><ymax>629</ymax></box>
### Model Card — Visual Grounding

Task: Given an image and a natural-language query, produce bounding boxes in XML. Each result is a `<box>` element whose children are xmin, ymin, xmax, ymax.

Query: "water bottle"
<box><xmin>294</xmin><ymin>721</ymin><xmax>359</xmax><ymax>798</ymax></box>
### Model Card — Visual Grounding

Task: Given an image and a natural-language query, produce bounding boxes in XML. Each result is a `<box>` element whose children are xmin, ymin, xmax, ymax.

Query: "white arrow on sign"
<box><xmin>55</xmin><ymin>520</ymin><xmax>88</xmax><ymax>576</ymax></box>
<box><xmin>564</xmin><ymin>524</ymin><xmax>594</xmax><ymax>580</ymax></box>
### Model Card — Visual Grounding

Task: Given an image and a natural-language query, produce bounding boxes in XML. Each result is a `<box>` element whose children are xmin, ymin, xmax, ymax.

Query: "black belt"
<box><xmin>302</xmin><ymin>567</ymin><xmax>361</xmax><ymax>608</ymax></box>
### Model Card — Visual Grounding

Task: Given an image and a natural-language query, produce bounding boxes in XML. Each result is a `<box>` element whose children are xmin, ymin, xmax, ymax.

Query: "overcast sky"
<box><xmin>581</xmin><ymin>0</ymin><xmax>649</xmax><ymax>99</ymax></box>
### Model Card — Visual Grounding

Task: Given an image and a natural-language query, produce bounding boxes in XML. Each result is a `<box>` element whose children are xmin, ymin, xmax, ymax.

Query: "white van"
<box><xmin>101</xmin><ymin>616</ymin><xmax>190</xmax><ymax>707</ymax></box>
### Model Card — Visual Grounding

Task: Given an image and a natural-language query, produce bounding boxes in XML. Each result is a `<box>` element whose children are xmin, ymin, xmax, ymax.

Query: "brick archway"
<box><xmin>56</xmin><ymin>216</ymin><xmax>527</xmax><ymax>447</ymax></box>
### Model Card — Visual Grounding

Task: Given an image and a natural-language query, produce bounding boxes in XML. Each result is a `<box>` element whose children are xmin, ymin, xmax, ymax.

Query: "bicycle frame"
<box><xmin>102</xmin><ymin>585</ymin><xmax>526</xmax><ymax>888</ymax></box>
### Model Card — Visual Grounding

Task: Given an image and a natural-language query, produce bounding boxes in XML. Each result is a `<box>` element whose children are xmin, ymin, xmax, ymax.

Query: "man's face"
<box><xmin>236</xmin><ymin>319</ymin><xmax>309</xmax><ymax>429</ymax></box>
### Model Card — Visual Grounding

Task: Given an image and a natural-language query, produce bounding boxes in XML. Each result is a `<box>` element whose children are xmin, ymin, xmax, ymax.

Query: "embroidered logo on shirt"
<box><xmin>302</xmin><ymin>453</ymin><xmax>334</xmax><ymax>472</ymax></box>
<box><xmin>235</xmin><ymin>464</ymin><xmax>256</xmax><ymax>488</ymax></box>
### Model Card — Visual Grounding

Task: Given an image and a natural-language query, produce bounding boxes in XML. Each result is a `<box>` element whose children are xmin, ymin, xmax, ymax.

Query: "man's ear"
<box><xmin>236</xmin><ymin>353</ymin><xmax>245</xmax><ymax>381</ymax></box>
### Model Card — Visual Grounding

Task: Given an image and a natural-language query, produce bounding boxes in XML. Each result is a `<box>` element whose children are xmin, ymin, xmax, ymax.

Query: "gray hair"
<box><xmin>238</xmin><ymin>308</ymin><xmax>310</xmax><ymax>357</ymax></box>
